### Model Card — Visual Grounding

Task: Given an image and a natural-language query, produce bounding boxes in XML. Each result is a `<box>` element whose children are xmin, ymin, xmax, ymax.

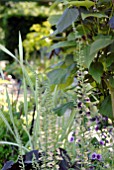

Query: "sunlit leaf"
<box><xmin>66</xmin><ymin>1</ymin><xmax>95</xmax><ymax>8</ymax></box>
<box><xmin>81</xmin><ymin>12</ymin><xmax>108</xmax><ymax>20</ymax></box>
<box><xmin>19</xmin><ymin>31</ymin><xmax>23</xmax><ymax>64</ymax></box>
<box><xmin>0</xmin><ymin>44</ymin><xmax>18</xmax><ymax>62</ymax></box>
<box><xmin>49</xmin><ymin>0</ymin><xmax>65</xmax><ymax>11</ymax></box>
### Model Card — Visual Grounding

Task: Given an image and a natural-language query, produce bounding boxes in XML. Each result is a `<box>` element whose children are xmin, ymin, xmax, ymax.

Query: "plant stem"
<box><xmin>110</xmin><ymin>87</ymin><xmax>114</xmax><ymax>121</ymax></box>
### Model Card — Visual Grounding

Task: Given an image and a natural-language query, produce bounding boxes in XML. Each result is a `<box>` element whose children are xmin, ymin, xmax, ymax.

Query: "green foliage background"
<box><xmin>0</xmin><ymin>0</ymin><xmax>114</xmax><ymax>169</ymax></box>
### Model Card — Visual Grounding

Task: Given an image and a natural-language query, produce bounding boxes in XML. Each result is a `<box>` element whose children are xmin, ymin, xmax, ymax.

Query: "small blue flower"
<box><xmin>68</xmin><ymin>132</ymin><xmax>75</xmax><ymax>143</ymax></box>
<box><xmin>95</xmin><ymin>126</ymin><xmax>99</xmax><ymax>131</ymax></box>
<box><xmin>90</xmin><ymin>152</ymin><xmax>102</xmax><ymax>162</ymax></box>
<box><xmin>99</xmin><ymin>140</ymin><xmax>104</xmax><ymax>145</ymax></box>
<box><xmin>96</xmin><ymin>154</ymin><xmax>102</xmax><ymax>161</ymax></box>
<box><xmin>90</xmin><ymin>152</ymin><xmax>97</xmax><ymax>160</ymax></box>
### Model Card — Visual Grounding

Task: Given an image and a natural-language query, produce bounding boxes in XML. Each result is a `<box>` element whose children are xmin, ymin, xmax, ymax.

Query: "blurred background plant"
<box><xmin>23</xmin><ymin>21</ymin><xmax>53</xmax><ymax>60</ymax></box>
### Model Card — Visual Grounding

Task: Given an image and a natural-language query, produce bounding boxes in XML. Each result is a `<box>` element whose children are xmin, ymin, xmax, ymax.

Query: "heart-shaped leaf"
<box><xmin>90</xmin><ymin>38</ymin><xmax>113</xmax><ymax>56</ymax></box>
<box><xmin>99</xmin><ymin>96</ymin><xmax>113</xmax><ymax>120</ymax></box>
<box><xmin>81</xmin><ymin>12</ymin><xmax>107</xmax><ymax>20</ymax></box>
<box><xmin>89</xmin><ymin>62</ymin><xmax>104</xmax><ymax>84</ymax></box>
<box><xmin>56</xmin><ymin>7</ymin><xmax>79</xmax><ymax>33</ymax></box>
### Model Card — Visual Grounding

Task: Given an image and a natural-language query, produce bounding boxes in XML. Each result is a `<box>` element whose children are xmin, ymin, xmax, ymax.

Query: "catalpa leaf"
<box><xmin>83</xmin><ymin>45</ymin><xmax>96</xmax><ymax>68</ymax></box>
<box><xmin>56</xmin><ymin>7</ymin><xmax>79</xmax><ymax>33</ymax></box>
<box><xmin>47</xmin><ymin>68</ymin><xmax>69</xmax><ymax>85</ymax></box>
<box><xmin>99</xmin><ymin>96</ymin><xmax>113</xmax><ymax>120</ymax></box>
<box><xmin>90</xmin><ymin>38</ymin><xmax>113</xmax><ymax>55</ymax></box>
<box><xmin>89</xmin><ymin>62</ymin><xmax>104</xmax><ymax>84</ymax></box>
<box><xmin>49</xmin><ymin>41</ymin><xmax>76</xmax><ymax>51</ymax></box>
<box><xmin>66</xmin><ymin>1</ymin><xmax>95</xmax><ymax>8</ymax></box>
<box><xmin>81</xmin><ymin>13</ymin><xmax>107</xmax><ymax>20</ymax></box>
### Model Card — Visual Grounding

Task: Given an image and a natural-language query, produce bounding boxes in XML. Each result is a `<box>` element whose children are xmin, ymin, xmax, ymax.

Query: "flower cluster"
<box><xmin>90</xmin><ymin>115</ymin><xmax>109</xmax><ymax>131</ymax></box>
<box><xmin>90</xmin><ymin>152</ymin><xmax>102</xmax><ymax>161</ymax></box>
<box><xmin>89</xmin><ymin>115</ymin><xmax>113</xmax><ymax>145</ymax></box>
<box><xmin>88</xmin><ymin>152</ymin><xmax>104</xmax><ymax>170</ymax></box>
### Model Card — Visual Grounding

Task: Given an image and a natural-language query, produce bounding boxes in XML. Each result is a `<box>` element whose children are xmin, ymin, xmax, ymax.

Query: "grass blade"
<box><xmin>19</xmin><ymin>32</ymin><xmax>23</xmax><ymax>64</ymax></box>
<box><xmin>0</xmin><ymin>141</ymin><xmax>29</xmax><ymax>152</ymax></box>
<box><xmin>0</xmin><ymin>110</ymin><xmax>15</xmax><ymax>137</ymax></box>
<box><xmin>0</xmin><ymin>44</ymin><xmax>19</xmax><ymax>62</ymax></box>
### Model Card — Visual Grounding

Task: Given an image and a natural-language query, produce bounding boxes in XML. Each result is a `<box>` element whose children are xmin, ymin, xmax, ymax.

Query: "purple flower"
<box><xmin>96</xmin><ymin>117</ymin><xmax>100</xmax><ymax>123</ymax></box>
<box><xmin>99</xmin><ymin>140</ymin><xmax>104</xmax><ymax>145</ymax></box>
<box><xmin>106</xmin><ymin>140</ymin><xmax>109</xmax><ymax>143</ymax></box>
<box><xmin>85</xmin><ymin>98</ymin><xmax>90</xmax><ymax>103</ymax></box>
<box><xmin>90</xmin><ymin>117</ymin><xmax>96</xmax><ymax>122</ymax></box>
<box><xmin>96</xmin><ymin>154</ymin><xmax>102</xmax><ymax>161</ymax></box>
<box><xmin>89</xmin><ymin>166</ymin><xmax>95</xmax><ymax>170</ymax></box>
<box><xmin>102</xmin><ymin>116</ymin><xmax>108</xmax><ymax>122</ymax></box>
<box><xmin>109</xmin><ymin>128</ymin><xmax>112</xmax><ymax>133</ymax></box>
<box><xmin>90</xmin><ymin>152</ymin><xmax>102</xmax><ymax>162</ymax></box>
<box><xmin>102</xmin><ymin>133</ymin><xmax>106</xmax><ymax>138</ymax></box>
<box><xmin>78</xmin><ymin>102</ymin><xmax>82</xmax><ymax>108</ymax></box>
<box><xmin>86</xmin><ymin>111</ymin><xmax>91</xmax><ymax>116</ymax></box>
<box><xmin>68</xmin><ymin>132</ymin><xmax>75</xmax><ymax>143</ymax></box>
<box><xmin>90</xmin><ymin>152</ymin><xmax>97</xmax><ymax>160</ymax></box>
<box><xmin>95</xmin><ymin>126</ymin><xmax>99</xmax><ymax>131</ymax></box>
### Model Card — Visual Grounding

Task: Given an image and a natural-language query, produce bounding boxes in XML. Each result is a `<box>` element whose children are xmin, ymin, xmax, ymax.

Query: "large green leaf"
<box><xmin>53</xmin><ymin>102</ymin><xmax>74</xmax><ymax>116</ymax></box>
<box><xmin>90</xmin><ymin>38</ymin><xmax>113</xmax><ymax>55</ymax></box>
<box><xmin>99</xmin><ymin>96</ymin><xmax>113</xmax><ymax>120</ymax></box>
<box><xmin>49</xmin><ymin>41</ymin><xmax>76</xmax><ymax>51</ymax></box>
<box><xmin>66</xmin><ymin>1</ymin><xmax>95</xmax><ymax>8</ymax></box>
<box><xmin>56</xmin><ymin>7</ymin><xmax>79</xmax><ymax>33</ymax></box>
<box><xmin>47</xmin><ymin>68</ymin><xmax>69</xmax><ymax>85</ymax></box>
<box><xmin>106</xmin><ymin>54</ymin><xmax>114</xmax><ymax>67</ymax></box>
<box><xmin>83</xmin><ymin>45</ymin><xmax>96</xmax><ymax>68</ymax></box>
<box><xmin>89</xmin><ymin>62</ymin><xmax>104</xmax><ymax>84</ymax></box>
<box><xmin>81</xmin><ymin>13</ymin><xmax>107</xmax><ymax>20</ymax></box>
